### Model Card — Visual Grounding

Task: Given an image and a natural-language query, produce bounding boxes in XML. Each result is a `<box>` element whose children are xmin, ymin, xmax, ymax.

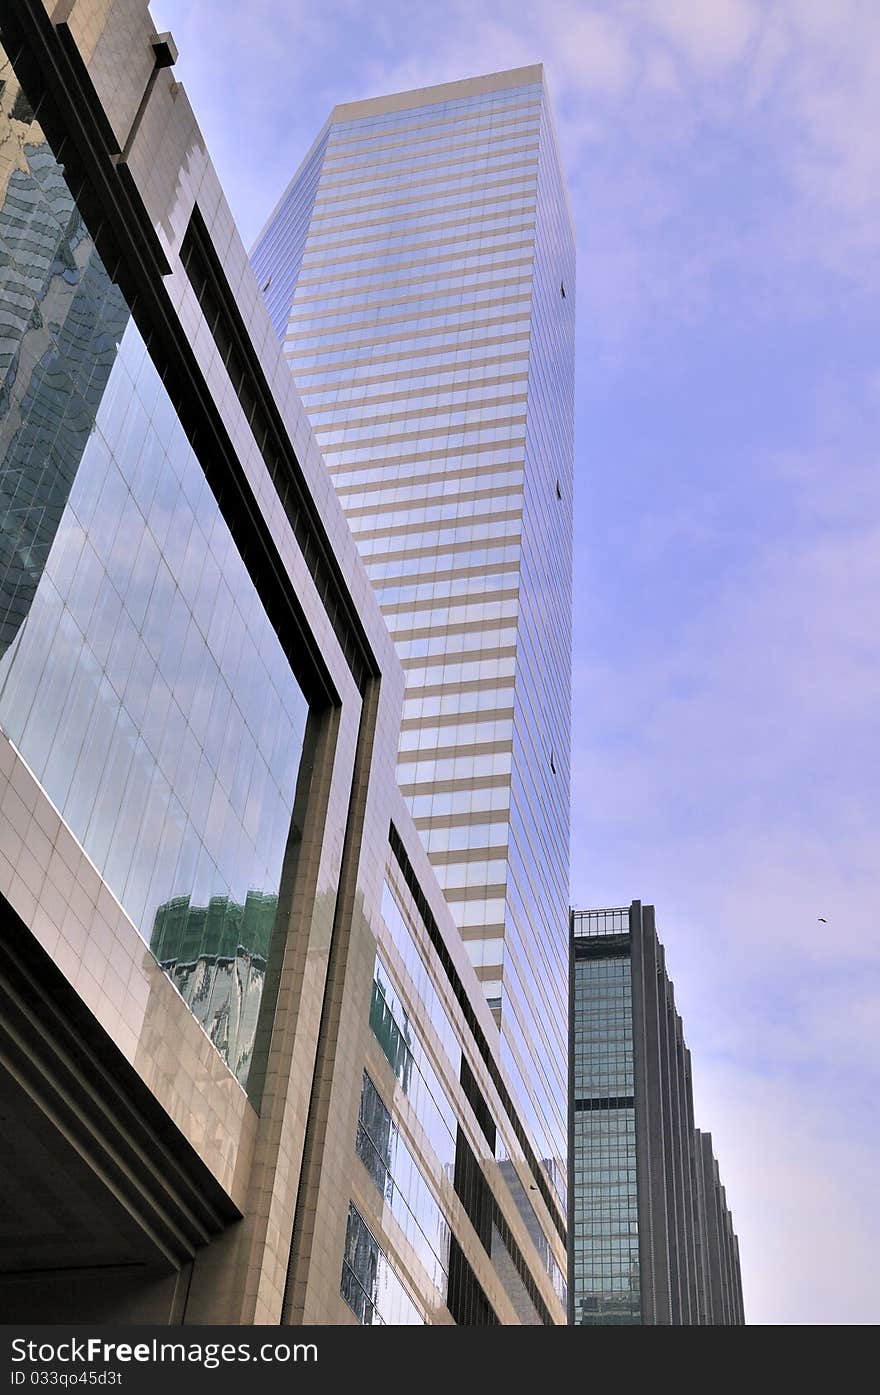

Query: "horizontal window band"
<box><xmin>574</xmin><ymin>1097</ymin><xmax>636</xmax><ymax>1112</ymax></box>
<box><xmin>288</xmin><ymin>331</ymin><xmax>532</xmax><ymax>373</ymax></box>
<box><xmin>315</xmin><ymin>394</ymin><xmax>529</xmax><ymax>434</ymax></box>
<box><xmin>293</xmin><ymin>277</ymin><xmax>534</xmax><ymax>322</ymax></box>
<box><xmin>398</xmin><ymin>771</ymin><xmax>511</xmax><ymax>797</ymax></box>
<box><xmin>573</xmin><ymin>936</ymin><xmax>632</xmax><ymax>962</ymax></box>
<box><xmin>400</xmin><ymin>705</ymin><xmax>516</xmax><ymax>731</ymax></box>
<box><xmin>459</xmin><ymin>927</ymin><xmax>507</xmax><ymax>945</ymax></box>
<box><xmin>318</xmin><ymin>143</ymin><xmax>540</xmax><ymax>193</ymax></box>
<box><xmin>330</xmin><ymin>424</ymin><xmax>528</xmax><ymax>463</ymax></box>
<box><xmin>293</xmin><ymin>254</ymin><xmax>534</xmax><ymax>299</ymax></box>
<box><xmin>344</xmin><ymin>486</ymin><xmax>526</xmax><ymax>522</ymax></box>
<box><xmin>295</xmin><ymin>346</ymin><xmax>531</xmax><ymax>387</ymax></box>
<box><xmin>412</xmin><ymin>809</ymin><xmax>512</xmax><ymax>831</ymax></box>
<box><xmin>363</xmin><ymin>538</ymin><xmax>522</xmax><ymax>568</ymax></box>
<box><xmin>442</xmin><ymin>883</ymin><xmax>507</xmax><ymax>904</ymax></box>
<box><xmin>401</xmin><ymin>676</ymin><xmax>517</xmax><ymax>701</ymax></box>
<box><xmin>301</xmin><ymin>207</ymin><xmax>538</xmax><ymax>261</ymax></box>
<box><xmin>288</xmin><ymin>311</ymin><xmax>532</xmax><ymax>355</ymax></box>
<box><xmin>354</xmin><ymin>509</ymin><xmax>524</xmax><ymax>546</ymax></box>
<box><xmin>330</xmin><ymin>437</ymin><xmax>528</xmax><ymax>477</ymax></box>
<box><xmin>313</xmin><ymin>164</ymin><xmax>537</xmax><ymax>209</ymax></box>
<box><xmin>386</xmin><ymin>593</ymin><xmax>520</xmax><ymax>623</ymax></box>
<box><xmin>322</xmin><ymin>124</ymin><xmax>540</xmax><ymax>169</ymax></box>
<box><xmin>294</xmin><ymin>297</ymin><xmax>532</xmax><ymax>339</ymax></box>
<box><xmin>323</xmin><ymin>116</ymin><xmax>541</xmax><ymax>168</ymax></box>
<box><xmin>313</xmin><ymin>158</ymin><xmax>537</xmax><ymax>211</ymax></box>
<box><xmin>397</xmin><ymin>739</ymin><xmax>514</xmax><ymax>765</ymax></box>
<box><xmin>326</xmin><ymin>95</ymin><xmax>542</xmax><ymax>154</ymax></box>
<box><xmin>390</xmin><ymin>617</ymin><xmax>518</xmax><ymax>645</ymax></box>
<box><xmin>310</xmin><ymin>378</ymin><xmax>530</xmax><ymax>415</ymax></box>
<box><xmin>423</xmin><ymin>844</ymin><xmax>509</xmax><ymax>866</ymax></box>
<box><xmin>309</xmin><ymin>187</ymin><xmax>537</xmax><ymax>237</ymax></box>
<box><xmin>399</xmin><ymin>644</ymin><xmax>517</xmax><ymax>672</ymax></box>
<box><xmin>292</xmin><ymin>304</ymin><xmax>533</xmax><ymax>350</ymax></box>
<box><xmin>296</xmin><ymin>232</ymin><xmax>536</xmax><ymax>277</ymax></box>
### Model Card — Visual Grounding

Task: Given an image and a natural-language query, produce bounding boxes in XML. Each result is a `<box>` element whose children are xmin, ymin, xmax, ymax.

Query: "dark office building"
<box><xmin>569</xmin><ymin>904</ymin><xmax>744</xmax><ymax>1325</ymax></box>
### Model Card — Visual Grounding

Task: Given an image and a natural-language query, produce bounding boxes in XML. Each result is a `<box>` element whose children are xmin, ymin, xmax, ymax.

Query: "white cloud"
<box><xmin>643</xmin><ymin>0</ymin><xmax>759</xmax><ymax>71</ymax></box>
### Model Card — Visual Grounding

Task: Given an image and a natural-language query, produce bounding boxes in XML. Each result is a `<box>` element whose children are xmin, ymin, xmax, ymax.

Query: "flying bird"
<box><xmin>818</xmin><ymin>917</ymin><xmax>827</xmax><ymax>923</ymax></box>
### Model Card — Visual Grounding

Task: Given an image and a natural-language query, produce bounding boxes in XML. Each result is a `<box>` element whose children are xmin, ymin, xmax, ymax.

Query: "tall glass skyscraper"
<box><xmin>252</xmin><ymin>66</ymin><xmax>575</xmax><ymax>1201</ymax></box>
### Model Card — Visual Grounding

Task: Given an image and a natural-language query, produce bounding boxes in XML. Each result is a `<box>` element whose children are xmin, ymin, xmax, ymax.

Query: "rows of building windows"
<box><xmin>326</xmin><ymin>103</ymin><xmax>541</xmax><ymax>157</ymax></box>
<box><xmin>297</xmin><ymin>232</ymin><xmax>536</xmax><ymax>280</ymax></box>
<box><xmin>313</xmin><ymin>162</ymin><xmax>537</xmax><ymax>209</ymax></box>
<box><xmin>321</xmin><ymin>133</ymin><xmax>541</xmax><ymax>186</ymax></box>
<box><xmin>290</xmin><ymin>303</ymin><xmax>533</xmax><ymax>358</ymax></box>
<box><xmin>303</xmin><ymin>245</ymin><xmax>536</xmax><ymax>291</ymax></box>
<box><xmin>365</xmin><ymin>541</ymin><xmax>522</xmax><ymax>582</ymax></box>
<box><xmin>319</xmin><ymin>135</ymin><xmax>541</xmax><ymax>188</ymax></box>
<box><xmin>291</xmin><ymin>323</ymin><xmax>532</xmax><ymax>376</ymax></box>
<box><xmin>324</xmin><ymin>115</ymin><xmax>541</xmax><ymax>173</ymax></box>
<box><xmin>378</xmin><ymin>876</ymin><xmax>565</xmax><ymax>1307</ymax></box>
<box><xmin>312</xmin><ymin>393</ymin><xmax>529</xmax><ymax>437</ymax></box>
<box><xmin>398</xmin><ymin>715</ymin><xmax>514</xmax><ymax>751</ymax></box>
<box><xmin>294</xmin><ymin>255</ymin><xmax>534</xmax><ymax>306</ymax></box>
<box><xmin>323</xmin><ymin>110</ymin><xmax>541</xmax><ymax>167</ymax></box>
<box><xmin>330</xmin><ymin>445</ymin><xmax>528</xmax><ymax>490</ymax></box>
<box><xmin>311</xmin><ymin>172</ymin><xmax>538</xmax><ymax>228</ymax></box>
<box><xmin>572</xmin><ymin>949</ymin><xmax>640</xmax><ymax>1324</ymax></box>
<box><xmin>295</xmin><ymin>269</ymin><xmax>534</xmax><ymax>321</ymax></box>
<box><xmin>331</xmin><ymin>82</ymin><xmax>542</xmax><ymax>137</ymax></box>
<box><xmin>385</xmin><ymin>593</ymin><xmax>521</xmax><ymax>631</ymax></box>
<box><xmin>289</xmin><ymin>333</ymin><xmax>531</xmax><ymax>379</ymax></box>
<box><xmin>295</xmin><ymin>241</ymin><xmax>534</xmax><ymax>292</ymax></box>
<box><xmin>391</xmin><ymin>609</ymin><xmax>520</xmax><ymax>645</ymax></box>
<box><xmin>317</xmin><ymin>152</ymin><xmax>540</xmax><ymax>209</ymax></box>
<box><xmin>394</xmin><ymin>624</ymin><xmax>517</xmax><ymax>660</ymax></box>
<box><xmin>396</xmin><ymin>754</ymin><xmax>513</xmax><ymax>787</ymax></box>
<box><xmin>350</xmin><ymin>502</ymin><xmax>523</xmax><ymax>544</ymax></box>
<box><xmin>398</xmin><ymin>655</ymin><xmax>516</xmax><ymax>692</ymax></box>
<box><xmin>355</xmin><ymin>1070</ymin><xmax>452</xmax><ymax>1299</ymax></box>
<box><xmin>370</xmin><ymin>954</ymin><xmax>458</xmax><ymax>1172</ymax></box>
<box><xmin>295</xmin><ymin>288</ymin><xmax>533</xmax><ymax>341</ymax></box>
<box><xmin>293</xmin><ymin>340</ymin><xmax>532</xmax><ymax>388</ymax></box>
<box><xmin>340</xmin><ymin>1203</ymin><xmax>424</xmax><ymax>1325</ymax></box>
<box><xmin>421</xmin><ymin>819</ymin><xmax>511</xmax><ymax>855</ymax></box>
<box><xmin>315</xmin><ymin>402</ymin><xmax>528</xmax><ymax>446</ymax></box>
<box><xmin>361</xmin><ymin>526</ymin><xmax>523</xmax><ymax>565</ymax></box>
<box><xmin>307</xmin><ymin>192</ymin><xmax>537</xmax><ymax>244</ymax></box>
<box><xmin>300</xmin><ymin>215</ymin><xmax>538</xmax><ymax>271</ymax></box>
<box><xmin>386</xmin><ymin>572</ymin><xmax>519</xmax><ymax>611</ymax></box>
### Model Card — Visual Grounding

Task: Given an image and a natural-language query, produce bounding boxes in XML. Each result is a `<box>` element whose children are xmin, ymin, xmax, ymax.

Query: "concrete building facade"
<box><xmin>569</xmin><ymin>903</ymin><xmax>744</xmax><ymax>1325</ymax></box>
<box><xmin>0</xmin><ymin>0</ymin><xmax>566</xmax><ymax>1325</ymax></box>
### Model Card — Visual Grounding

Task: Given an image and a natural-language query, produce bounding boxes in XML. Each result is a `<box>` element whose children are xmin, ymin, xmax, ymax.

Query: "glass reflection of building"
<box><xmin>569</xmin><ymin>904</ymin><xmax>745</xmax><ymax>1325</ymax></box>
<box><xmin>0</xmin><ymin>70</ymin><xmax>128</xmax><ymax>659</ymax></box>
<box><xmin>150</xmin><ymin>890</ymin><xmax>278</xmax><ymax>1086</ymax></box>
<box><xmin>0</xmin><ymin>55</ymin><xmax>307</xmax><ymax>1095</ymax></box>
<box><xmin>252</xmin><ymin>66</ymin><xmax>575</xmax><ymax>1207</ymax></box>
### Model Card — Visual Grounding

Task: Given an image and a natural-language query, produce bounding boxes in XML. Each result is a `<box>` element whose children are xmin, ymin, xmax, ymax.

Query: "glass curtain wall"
<box><xmin>0</xmin><ymin>51</ymin><xmax>309</xmax><ymax>1090</ymax></box>
<box><xmin>252</xmin><ymin>70</ymin><xmax>575</xmax><ymax>1202</ymax></box>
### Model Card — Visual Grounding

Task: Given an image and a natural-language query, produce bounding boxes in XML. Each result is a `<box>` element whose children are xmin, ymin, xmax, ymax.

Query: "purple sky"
<box><xmin>152</xmin><ymin>0</ymin><xmax>880</xmax><ymax>1324</ymax></box>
